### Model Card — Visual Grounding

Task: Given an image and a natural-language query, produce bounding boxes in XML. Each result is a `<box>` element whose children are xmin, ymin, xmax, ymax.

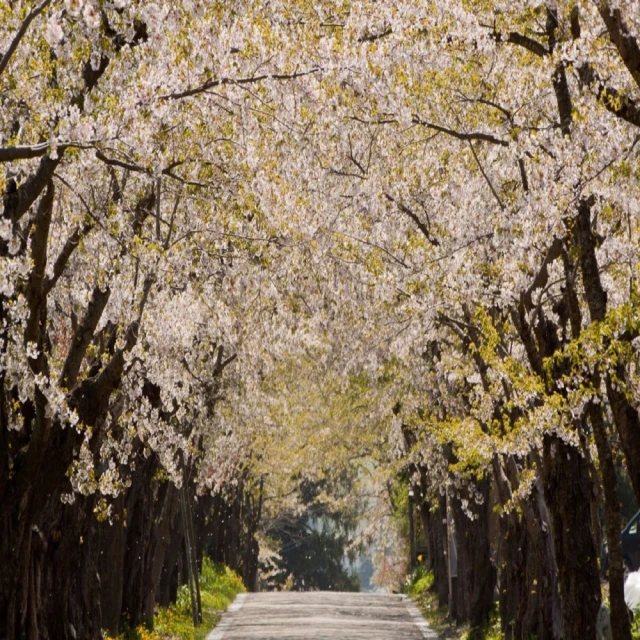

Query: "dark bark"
<box><xmin>158</xmin><ymin>501</ymin><xmax>184</xmax><ymax>608</ymax></box>
<box><xmin>546</xmin><ymin>7</ymin><xmax>573</xmax><ymax>136</ymax></box>
<box><xmin>596</xmin><ymin>2</ymin><xmax>640</xmax><ymax>91</ymax></box>
<box><xmin>2</xmin><ymin>157</ymin><xmax>61</xmax><ymax>224</ymax></box>
<box><xmin>510</xmin><ymin>244</ymin><xmax>602</xmax><ymax>637</ymax></box>
<box><xmin>450</xmin><ymin>478</ymin><xmax>495</xmax><ymax>628</ymax></box>
<box><xmin>588</xmin><ymin>401</ymin><xmax>632</xmax><ymax>639</ymax></box>
<box><xmin>121</xmin><ymin>458</ymin><xmax>160</xmax><ymax>629</ymax></box>
<box><xmin>499</xmin><ymin>509</ymin><xmax>531</xmax><ymax>638</ymax></box>
<box><xmin>60</xmin><ymin>286</ymin><xmax>111</xmax><ymax>389</ymax></box>
<box><xmin>416</xmin><ymin>493</ymin><xmax>449</xmax><ymax>606</ymax></box>
<box><xmin>97</xmin><ymin>495</ymin><xmax>126</xmax><ymax>636</ymax></box>
<box><xmin>148</xmin><ymin>483</ymin><xmax>177</xmax><ymax>619</ymax></box>
<box><xmin>402</xmin><ymin>428</ymin><xmax>450</xmax><ymax>606</ymax></box>
<box><xmin>542</xmin><ymin>434</ymin><xmax>601</xmax><ymax>639</ymax></box>
<box><xmin>496</xmin><ymin>456</ymin><xmax>561</xmax><ymax>640</ymax></box>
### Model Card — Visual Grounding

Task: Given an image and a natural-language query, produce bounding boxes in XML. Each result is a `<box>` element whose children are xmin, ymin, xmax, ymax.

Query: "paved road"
<box><xmin>206</xmin><ymin>591</ymin><xmax>438</xmax><ymax>639</ymax></box>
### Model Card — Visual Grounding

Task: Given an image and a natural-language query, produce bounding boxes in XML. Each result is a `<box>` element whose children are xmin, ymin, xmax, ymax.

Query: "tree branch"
<box><xmin>576</xmin><ymin>60</ymin><xmax>640</xmax><ymax>129</ymax></box>
<box><xmin>160</xmin><ymin>68</ymin><xmax>320</xmax><ymax>100</ymax></box>
<box><xmin>0</xmin><ymin>0</ymin><xmax>52</xmax><ymax>78</ymax></box>
<box><xmin>487</xmin><ymin>28</ymin><xmax>549</xmax><ymax>58</ymax></box>
<box><xmin>505</xmin><ymin>32</ymin><xmax>549</xmax><ymax>58</ymax></box>
<box><xmin>23</xmin><ymin>180</ymin><xmax>55</xmax><ymax>371</ymax></box>
<box><xmin>95</xmin><ymin>150</ymin><xmax>148</xmax><ymax>174</ymax></box>
<box><xmin>468</xmin><ymin>142</ymin><xmax>505</xmax><ymax>210</ymax></box>
<box><xmin>43</xmin><ymin>221</ymin><xmax>94</xmax><ymax>296</ymax></box>
<box><xmin>3</xmin><ymin>19</ymin><xmax>148</xmax><ymax>222</ymax></box>
<box><xmin>522</xmin><ymin>237</ymin><xmax>564</xmax><ymax>311</ymax></box>
<box><xmin>358</xmin><ymin>27</ymin><xmax>393</xmax><ymax>43</ymax></box>
<box><xmin>3</xmin><ymin>156</ymin><xmax>61</xmax><ymax>223</ymax></box>
<box><xmin>412</xmin><ymin>116</ymin><xmax>509</xmax><ymax>146</ymax></box>
<box><xmin>0</xmin><ymin>143</ymin><xmax>52</xmax><ymax>163</ymax></box>
<box><xmin>595</xmin><ymin>1</ymin><xmax>640</xmax><ymax>91</ymax></box>
<box><xmin>384</xmin><ymin>193</ymin><xmax>440</xmax><ymax>247</ymax></box>
<box><xmin>60</xmin><ymin>286</ymin><xmax>111</xmax><ymax>390</ymax></box>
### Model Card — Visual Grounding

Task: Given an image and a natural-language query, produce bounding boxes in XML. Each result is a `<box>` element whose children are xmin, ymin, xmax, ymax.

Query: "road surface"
<box><xmin>206</xmin><ymin>591</ymin><xmax>438</xmax><ymax>639</ymax></box>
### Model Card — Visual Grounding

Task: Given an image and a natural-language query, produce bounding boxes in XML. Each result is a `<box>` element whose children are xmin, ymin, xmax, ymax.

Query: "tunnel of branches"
<box><xmin>3</xmin><ymin>2</ymin><xmax>640</xmax><ymax>639</ymax></box>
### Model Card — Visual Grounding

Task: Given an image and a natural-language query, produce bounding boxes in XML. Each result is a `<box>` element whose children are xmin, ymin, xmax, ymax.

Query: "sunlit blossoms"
<box><xmin>2</xmin><ymin>1</ymin><xmax>640</xmax><ymax>638</ymax></box>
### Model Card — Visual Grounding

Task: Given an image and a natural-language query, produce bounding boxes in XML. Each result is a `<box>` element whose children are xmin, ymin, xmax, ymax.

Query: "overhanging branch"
<box><xmin>412</xmin><ymin>116</ymin><xmax>509</xmax><ymax>147</ymax></box>
<box><xmin>161</xmin><ymin>68</ymin><xmax>320</xmax><ymax>100</ymax></box>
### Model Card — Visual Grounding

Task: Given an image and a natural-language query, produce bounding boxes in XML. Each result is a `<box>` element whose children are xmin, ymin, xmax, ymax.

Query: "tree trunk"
<box><xmin>450</xmin><ymin>477</ymin><xmax>495</xmax><ymax>629</ymax></box>
<box><xmin>416</xmin><ymin>493</ymin><xmax>449</xmax><ymax>606</ymax></box>
<box><xmin>121</xmin><ymin>458</ymin><xmax>158</xmax><ymax>629</ymax></box>
<box><xmin>496</xmin><ymin>457</ymin><xmax>560</xmax><ymax>640</ymax></box>
<box><xmin>542</xmin><ymin>434</ymin><xmax>601</xmax><ymax>639</ymax></box>
<box><xmin>588</xmin><ymin>401</ymin><xmax>631</xmax><ymax>639</ymax></box>
<box><xmin>98</xmin><ymin>495</ymin><xmax>126</xmax><ymax>637</ymax></box>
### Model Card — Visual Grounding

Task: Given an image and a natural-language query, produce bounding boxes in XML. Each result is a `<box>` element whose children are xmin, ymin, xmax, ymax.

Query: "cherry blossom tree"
<box><xmin>2</xmin><ymin>1</ymin><xmax>640</xmax><ymax>638</ymax></box>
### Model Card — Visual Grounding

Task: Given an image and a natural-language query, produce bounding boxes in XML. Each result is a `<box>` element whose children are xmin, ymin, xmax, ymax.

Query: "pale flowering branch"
<box><xmin>0</xmin><ymin>0</ymin><xmax>52</xmax><ymax>78</ymax></box>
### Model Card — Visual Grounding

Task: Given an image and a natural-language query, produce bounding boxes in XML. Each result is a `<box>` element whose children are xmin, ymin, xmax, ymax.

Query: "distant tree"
<box><xmin>264</xmin><ymin>479</ymin><xmax>360</xmax><ymax>592</ymax></box>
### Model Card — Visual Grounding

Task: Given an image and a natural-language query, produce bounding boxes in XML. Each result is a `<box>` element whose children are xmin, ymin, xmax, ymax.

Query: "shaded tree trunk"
<box><xmin>97</xmin><ymin>495</ymin><xmax>126</xmax><ymax>637</ymax></box>
<box><xmin>415</xmin><ymin>491</ymin><xmax>449</xmax><ymax>607</ymax></box>
<box><xmin>588</xmin><ymin>402</ymin><xmax>631</xmax><ymax>640</ymax></box>
<box><xmin>496</xmin><ymin>456</ymin><xmax>560</xmax><ymax>640</ymax></box>
<box><xmin>450</xmin><ymin>478</ymin><xmax>495</xmax><ymax>629</ymax></box>
<box><xmin>542</xmin><ymin>434</ymin><xmax>601</xmax><ymax>639</ymax></box>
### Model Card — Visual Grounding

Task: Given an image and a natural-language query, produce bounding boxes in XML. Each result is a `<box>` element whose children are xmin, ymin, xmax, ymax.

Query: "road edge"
<box><xmin>402</xmin><ymin>594</ymin><xmax>440</xmax><ymax>639</ymax></box>
<box><xmin>205</xmin><ymin>592</ymin><xmax>248</xmax><ymax>640</ymax></box>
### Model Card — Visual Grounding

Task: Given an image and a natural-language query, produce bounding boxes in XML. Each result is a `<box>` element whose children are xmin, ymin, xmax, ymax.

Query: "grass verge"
<box><xmin>106</xmin><ymin>558</ymin><xmax>245</xmax><ymax>640</ymax></box>
<box><xmin>404</xmin><ymin>567</ymin><xmax>501</xmax><ymax>640</ymax></box>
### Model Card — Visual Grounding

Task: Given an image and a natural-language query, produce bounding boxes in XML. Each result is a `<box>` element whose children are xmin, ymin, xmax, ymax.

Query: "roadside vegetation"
<box><xmin>406</xmin><ymin>564</ymin><xmax>640</xmax><ymax>640</ymax></box>
<box><xmin>106</xmin><ymin>559</ymin><xmax>244</xmax><ymax>640</ymax></box>
<box><xmin>405</xmin><ymin>567</ymin><xmax>500</xmax><ymax>640</ymax></box>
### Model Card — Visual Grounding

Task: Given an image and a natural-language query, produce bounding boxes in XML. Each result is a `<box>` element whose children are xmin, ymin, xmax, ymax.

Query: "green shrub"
<box><xmin>404</xmin><ymin>565</ymin><xmax>434</xmax><ymax>597</ymax></box>
<box><xmin>104</xmin><ymin>558</ymin><xmax>245</xmax><ymax>640</ymax></box>
<box><xmin>632</xmin><ymin>610</ymin><xmax>640</xmax><ymax>640</ymax></box>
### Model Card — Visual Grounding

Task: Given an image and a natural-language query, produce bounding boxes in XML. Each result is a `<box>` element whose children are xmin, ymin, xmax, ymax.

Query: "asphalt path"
<box><xmin>206</xmin><ymin>591</ymin><xmax>439</xmax><ymax>639</ymax></box>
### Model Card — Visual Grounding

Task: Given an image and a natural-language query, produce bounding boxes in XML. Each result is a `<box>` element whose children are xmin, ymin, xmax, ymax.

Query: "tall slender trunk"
<box><xmin>588</xmin><ymin>401</ymin><xmax>631</xmax><ymax>639</ymax></box>
<box><xmin>98</xmin><ymin>495</ymin><xmax>126</xmax><ymax>636</ymax></box>
<box><xmin>416</xmin><ymin>494</ymin><xmax>449</xmax><ymax>606</ymax></box>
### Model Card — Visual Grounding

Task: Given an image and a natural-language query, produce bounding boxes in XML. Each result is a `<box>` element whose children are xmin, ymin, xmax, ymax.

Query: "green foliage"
<box><xmin>461</xmin><ymin>605</ymin><xmax>502</xmax><ymax>640</ymax></box>
<box><xmin>408</xmin><ymin>571</ymin><xmax>456</xmax><ymax>638</ymax></box>
<box><xmin>406</xmin><ymin>567</ymin><xmax>502</xmax><ymax>640</ymax></box>
<box><xmin>404</xmin><ymin>565</ymin><xmax>434</xmax><ymax>597</ymax></box>
<box><xmin>275</xmin><ymin>524</ymin><xmax>360</xmax><ymax>591</ymax></box>
<box><xmin>105</xmin><ymin>559</ymin><xmax>244</xmax><ymax>640</ymax></box>
<box><xmin>632</xmin><ymin>609</ymin><xmax>640</xmax><ymax>640</ymax></box>
<box><xmin>265</xmin><ymin>478</ymin><xmax>361</xmax><ymax>591</ymax></box>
